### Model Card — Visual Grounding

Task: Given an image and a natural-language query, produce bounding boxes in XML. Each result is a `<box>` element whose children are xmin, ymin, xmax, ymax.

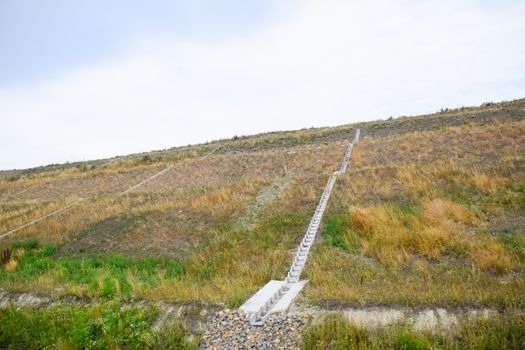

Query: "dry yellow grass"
<box><xmin>14</xmin><ymin>248</ymin><xmax>24</xmax><ymax>258</ymax></box>
<box><xmin>470</xmin><ymin>242</ymin><xmax>514</xmax><ymax>273</ymax></box>
<box><xmin>351</xmin><ymin>207</ymin><xmax>374</xmax><ymax>235</ymax></box>
<box><xmin>1</xmin><ymin>100</ymin><xmax>524</xmax><ymax>308</ymax></box>
<box><xmin>2</xmin><ymin>179</ymin><xmax>266</xmax><ymax>259</ymax></box>
<box><xmin>0</xmin><ymin>136</ymin><xmax>347</xmax><ymax>281</ymax></box>
<box><xmin>350</xmin><ymin>204</ymin><xmax>448</xmax><ymax>266</ymax></box>
<box><xmin>472</xmin><ymin>173</ymin><xmax>510</xmax><ymax>194</ymax></box>
<box><xmin>423</xmin><ymin>198</ymin><xmax>475</xmax><ymax>225</ymax></box>
<box><xmin>4</xmin><ymin>259</ymin><xmax>17</xmax><ymax>272</ymax></box>
<box><xmin>304</xmin><ymin>245</ymin><xmax>525</xmax><ymax>305</ymax></box>
<box><xmin>305</xmin><ymin>112</ymin><xmax>525</xmax><ymax>305</ymax></box>
<box><xmin>345</xmin><ymin>200</ymin><xmax>514</xmax><ymax>271</ymax></box>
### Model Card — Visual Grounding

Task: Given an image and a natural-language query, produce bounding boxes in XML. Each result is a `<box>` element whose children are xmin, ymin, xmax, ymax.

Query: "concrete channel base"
<box><xmin>240</xmin><ymin>280</ymin><xmax>307</xmax><ymax>314</ymax></box>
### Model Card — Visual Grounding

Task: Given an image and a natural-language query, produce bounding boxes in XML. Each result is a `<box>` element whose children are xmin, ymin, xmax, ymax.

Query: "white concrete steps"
<box><xmin>244</xmin><ymin>129</ymin><xmax>361</xmax><ymax>325</ymax></box>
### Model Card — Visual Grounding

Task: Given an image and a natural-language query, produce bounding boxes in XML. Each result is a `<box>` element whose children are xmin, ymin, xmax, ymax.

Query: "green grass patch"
<box><xmin>323</xmin><ymin>215</ymin><xmax>354</xmax><ymax>251</ymax></box>
<box><xmin>497</xmin><ymin>228</ymin><xmax>525</xmax><ymax>259</ymax></box>
<box><xmin>11</xmin><ymin>239</ymin><xmax>39</xmax><ymax>250</ymax></box>
<box><xmin>302</xmin><ymin>313</ymin><xmax>525</xmax><ymax>350</ymax></box>
<box><xmin>0</xmin><ymin>301</ymin><xmax>198</xmax><ymax>350</ymax></box>
<box><xmin>0</xmin><ymin>241</ymin><xmax>185</xmax><ymax>298</ymax></box>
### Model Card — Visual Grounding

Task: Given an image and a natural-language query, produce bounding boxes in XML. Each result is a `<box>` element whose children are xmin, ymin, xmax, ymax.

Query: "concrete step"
<box><xmin>244</xmin><ymin>130</ymin><xmax>360</xmax><ymax>325</ymax></box>
<box><xmin>286</xmin><ymin>277</ymin><xmax>299</xmax><ymax>284</ymax></box>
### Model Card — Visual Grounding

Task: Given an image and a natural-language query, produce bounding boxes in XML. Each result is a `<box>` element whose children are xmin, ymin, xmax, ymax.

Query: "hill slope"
<box><xmin>0</xmin><ymin>99</ymin><xmax>524</xmax><ymax>348</ymax></box>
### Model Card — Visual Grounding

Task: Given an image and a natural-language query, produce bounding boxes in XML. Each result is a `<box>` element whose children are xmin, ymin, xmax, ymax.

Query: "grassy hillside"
<box><xmin>1</xmin><ymin>99</ymin><xmax>524</xmax><ymax>311</ymax></box>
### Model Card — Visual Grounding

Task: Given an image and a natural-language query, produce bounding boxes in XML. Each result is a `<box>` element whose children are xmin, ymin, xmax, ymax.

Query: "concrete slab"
<box><xmin>240</xmin><ymin>280</ymin><xmax>283</xmax><ymax>314</ymax></box>
<box><xmin>272</xmin><ymin>280</ymin><xmax>307</xmax><ymax>312</ymax></box>
<box><xmin>240</xmin><ymin>280</ymin><xmax>307</xmax><ymax>314</ymax></box>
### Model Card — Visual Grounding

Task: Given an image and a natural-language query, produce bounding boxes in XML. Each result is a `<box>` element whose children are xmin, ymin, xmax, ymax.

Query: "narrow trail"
<box><xmin>233</xmin><ymin>177</ymin><xmax>290</xmax><ymax>232</ymax></box>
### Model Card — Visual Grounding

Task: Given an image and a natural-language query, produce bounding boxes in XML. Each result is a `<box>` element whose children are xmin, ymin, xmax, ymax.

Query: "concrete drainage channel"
<box><xmin>241</xmin><ymin>129</ymin><xmax>361</xmax><ymax>326</ymax></box>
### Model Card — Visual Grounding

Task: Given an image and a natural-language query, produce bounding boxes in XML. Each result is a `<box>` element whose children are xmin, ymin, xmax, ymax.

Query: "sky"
<box><xmin>1</xmin><ymin>0</ymin><xmax>525</xmax><ymax>170</ymax></box>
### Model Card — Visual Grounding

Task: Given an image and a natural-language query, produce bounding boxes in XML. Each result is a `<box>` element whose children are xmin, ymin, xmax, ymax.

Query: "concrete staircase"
<box><xmin>246</xmin><ymin>129</ymin><xmax>360</xmax><ymax>325</ymax></box>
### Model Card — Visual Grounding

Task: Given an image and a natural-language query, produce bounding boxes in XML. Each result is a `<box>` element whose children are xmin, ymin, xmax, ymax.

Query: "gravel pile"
<box><xmin>199</xmin><ymin>309</ymin><xmax>311</xmax><ymax>349</ymax></box>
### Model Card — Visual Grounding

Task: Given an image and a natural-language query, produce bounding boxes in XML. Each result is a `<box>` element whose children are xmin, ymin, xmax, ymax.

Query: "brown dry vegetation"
<box><xmin>0</xmin><ymin>99</ymin><xmax>524</xmax><ymax>309</ymax></box>
<box><xmin>304</xmin><ymin>115</ymin><xmax>525</xmax><ymax>306</ymax></box>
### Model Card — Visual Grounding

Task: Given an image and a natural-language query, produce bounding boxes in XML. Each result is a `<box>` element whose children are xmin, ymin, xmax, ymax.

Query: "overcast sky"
<box><xmin>1</xmin><ymin>0</ymin><xmax>524</xmax><ymax>170</ymax></box>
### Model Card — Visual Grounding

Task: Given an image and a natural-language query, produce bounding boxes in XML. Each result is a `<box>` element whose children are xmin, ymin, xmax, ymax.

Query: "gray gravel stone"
<box><xmin>199</xmin><ymin>309</ymin><xmax>311</xmax><ymax>349</ymax></box>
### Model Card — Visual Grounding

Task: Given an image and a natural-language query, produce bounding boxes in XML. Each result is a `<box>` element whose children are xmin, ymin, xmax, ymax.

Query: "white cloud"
<box><xmin>1</xmin><ymin>0</ymin><xmax>525</xmax><ymax>169</ymax></box>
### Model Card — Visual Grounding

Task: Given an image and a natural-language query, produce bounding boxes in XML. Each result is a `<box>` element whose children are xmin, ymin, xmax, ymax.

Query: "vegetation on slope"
<box><xmin>305</xmin><ymin>118</ymin><xmax>525</xmax><ymax>306</ymax></box>
<box><xmin>0</xmin><ymin>100</ymin><xmax>524</xmax><ymax>347</ymax></box>
<box><xmin>0</xmin><ymin>301</ymin><xmax>198</xmax><ymax>350</ymax></box>
<box><xmin>302</xmin><ymin>313</ymin><xmax>525</xmax><ymax>350</ymax></box>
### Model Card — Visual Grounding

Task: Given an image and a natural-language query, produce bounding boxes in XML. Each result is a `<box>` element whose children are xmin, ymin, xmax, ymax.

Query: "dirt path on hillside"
<box><xmin>233</xmin><ymin>177</ymin><xmax>290</xmax><ymax>231</ymax></box>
